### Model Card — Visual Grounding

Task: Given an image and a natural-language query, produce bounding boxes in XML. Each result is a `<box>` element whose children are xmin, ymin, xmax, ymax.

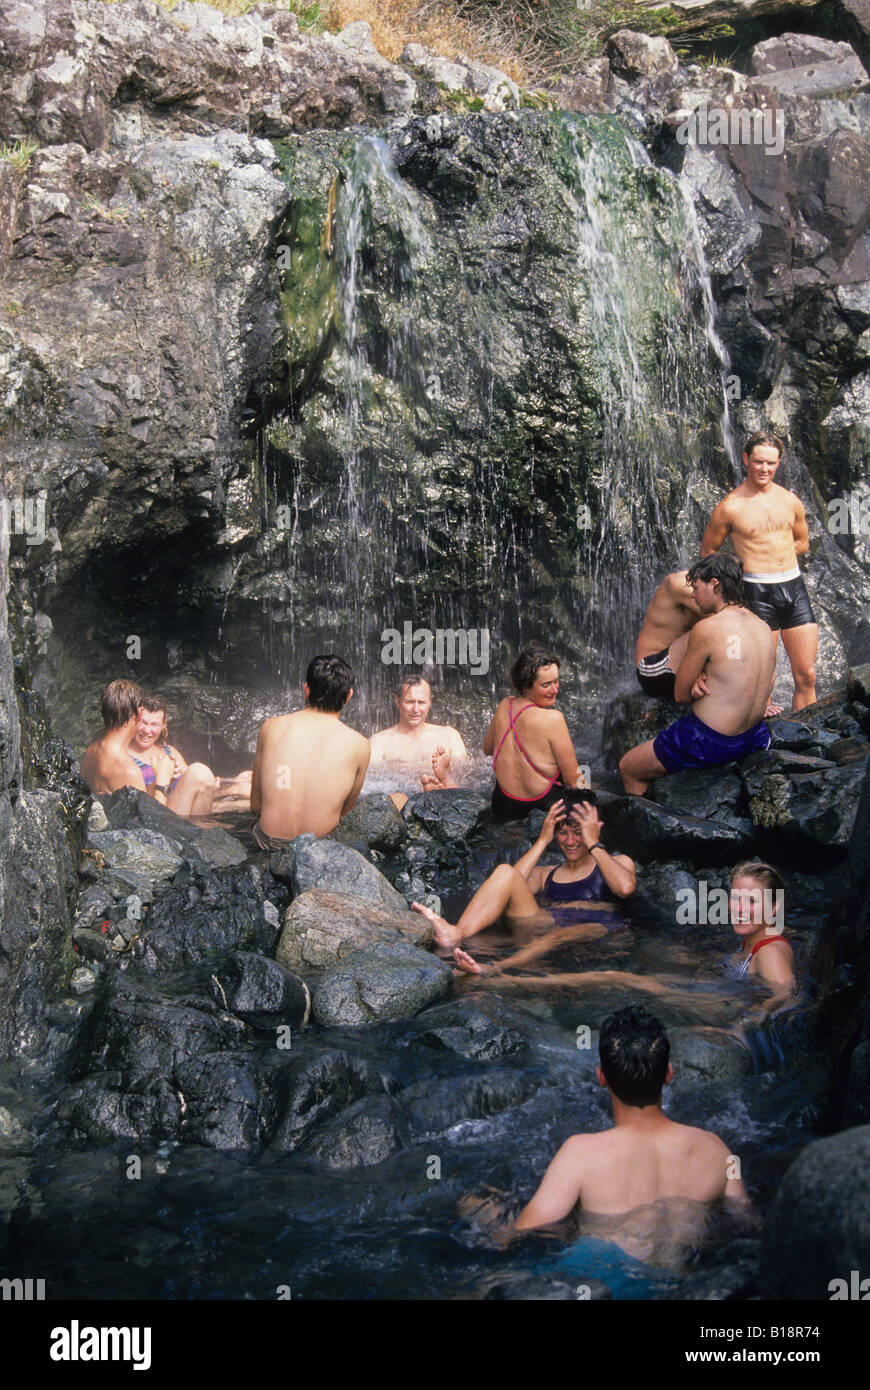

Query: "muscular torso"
<box><xmin>636</xmin><ymin>572</ymin><xmax>702</xmax><ymax>663</ymax></box>
<box><xmin>719</xmin><ymin>483</ymin><xmax>800</xmax><ymax>574</ymax></box>
<box><xmin>488</xmin><ymin>699</ymin><xmax>572</xmax><ymax>798</ymax></box>
<box><xmin>688</xmin><ymin>607</ymin><xmax>775</xmax><ymax>735</ymax></box>
<box><xmin>255</xmin><ymin>709</ymin><xmax>369</xmax><ymax>839</ymax></box>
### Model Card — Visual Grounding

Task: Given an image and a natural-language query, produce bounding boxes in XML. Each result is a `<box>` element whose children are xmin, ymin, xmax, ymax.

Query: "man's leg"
<box><xmin>780</xmin><ymin>622</ymin><xmax>818</xmax><ymax>711</ymax></box>
<box><xmin>619</xmin><ymin>739</ymin><xmax>668</xmax><ymax>795</ymax></box>
<box><xmin>168</xmin><ymin>763</ymin><xmax>216</xmax><ymax>815</ymax></box>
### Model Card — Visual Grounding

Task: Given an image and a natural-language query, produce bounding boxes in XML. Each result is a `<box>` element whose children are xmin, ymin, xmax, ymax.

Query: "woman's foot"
<box><xmin>453</xmin><ymin>947</ymin><xmax>490</xmax><ymax>976</ymax></box>
<box><xmin>411</xmin><ymin>901</ymin><xmax>463</xmax><ymax>949</ymax></box>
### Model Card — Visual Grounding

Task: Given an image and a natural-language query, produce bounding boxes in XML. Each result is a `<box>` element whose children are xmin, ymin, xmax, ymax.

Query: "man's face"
<box><xmin>396</xmin><ymin>681</ymin><xmax>431</xmax><ymax>729</ymax></box>
<box><xmin>136</xmin><ymin>710</ymin><xmax>164</xmax><ymax>747</ymax></box>
<box><xmin>690</xmin><ymin>577</ymin><xmax>719</xmax><ymax>613</ymax></box>
<box><xmin>529</xmin><ymin>663</ymin><xmax>559</xmax><ymax>706</ymax></box>
<box><xmin>743</xmin><ymin>445</ymin><xmax>781</xmax><ymax>488</ymax></box>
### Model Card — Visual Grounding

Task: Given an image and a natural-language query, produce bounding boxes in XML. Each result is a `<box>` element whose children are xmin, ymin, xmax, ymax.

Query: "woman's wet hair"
<box><xmin>687</xmin><ymin>552</ymin><xmax>745</xmax><ymax>606</ymax></box>
<box><xmin>599</xmin><ymin>1005</ymin><xmax>670</xmax><ymax>1107</ymax></box>
<box><xmin>555</xmin><ymin>787</ymin><xmax>597</xmax><ymax>827</ymax></box>
<box><xmin>306</xmin><ymin>654</ymin><xmax>355</xmax><ymax>712</ymax></box>
<box><xmin>139</xmin><ymin>694</ymin><xmax>169</xmax><ymax>742</ymax></box>
<box><xmin>510</xmin><ymin>644</ymin><xmax>560</xmax><ymax>695</ymax></box>
<box><xmin>100</xmin><ymin>679</ymin><xmax>144</xmax><ymax>731</ymax></box>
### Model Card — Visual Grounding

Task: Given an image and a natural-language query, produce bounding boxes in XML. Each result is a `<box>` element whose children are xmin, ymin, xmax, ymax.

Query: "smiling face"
<box><xmin>730</xmin><ymin>875</ymin><xmax>772</xmax><ymax>939</ymax></box>
<box><xmin>395</xmin><ymin>680</ymin><xmax>431</xmax><ymax>732</ymax></box>
<box><xmin>555</xmin><ymin>815</ymin><xmax>585</xmax><ymax>864</ymax></box>
<box><xmin>134</xmin><ymin>708</ymin><xmax>165</xmax><ymax>751</ymax></box>
<box><xmin>742</xmin><ymin>444</ymin><xmax>781</xmax><ymax>490</ymax></box>
<box><xmin>528</xmin><ymin>663</ymin><xmax>559</xmax><ymax>707</ymax></box>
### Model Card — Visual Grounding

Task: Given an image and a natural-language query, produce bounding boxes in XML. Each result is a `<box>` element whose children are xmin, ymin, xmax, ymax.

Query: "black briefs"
<box><xmin>743</xmin><ymin>575</ymin><xmax>816</xmax><ymax>631</ymax></box>
<box><xmin>636</xmin><ymin>648</ymin><xmax>677</xmax><ymax>699</ymax></box>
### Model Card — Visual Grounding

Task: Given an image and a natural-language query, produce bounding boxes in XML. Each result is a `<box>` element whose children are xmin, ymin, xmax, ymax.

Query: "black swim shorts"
<box><xmin>743</xmin><ymin>574</ymin><xmax>816</xmax><ymax>631</ymax></box>
<box><xmin>636</xmin><ymin>648</ymin><xmax>677</xmax><ymax>699</ymax></box>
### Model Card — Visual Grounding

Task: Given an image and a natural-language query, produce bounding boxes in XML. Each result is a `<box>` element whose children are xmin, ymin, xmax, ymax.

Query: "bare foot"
<box><xmin>432</xmin><ymin>746</ymin><xmax>458</xmax><ymax>789</ymax></box>
<box><xmin>765</xmin><ymin>702</ymin><xmax>784</xmax><ymax>717</ymax></box>
<box><xmin>453</xmin><ymin>947</ymin><xmax>491</xmax><ymax>976</ymax></box>
<box><xmin>411</xmin><ymin>900</ymin><xmax>463</xmax><ymax>949</ymax></box>
<box><xmin>420</xmin><ymin>774</ymin><xmax>444</xmax><ymax>792</ymax></box>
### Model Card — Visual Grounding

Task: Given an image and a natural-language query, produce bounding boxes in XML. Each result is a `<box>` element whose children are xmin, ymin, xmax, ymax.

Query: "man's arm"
<box><xmin>340</xmin><ymin>739</ymin><xmax>371</xmax><ymax>817</ymax></box>
<box><xmin>673</xmin><ymin>623</ymin><xmax>711</xmax><ymax>703</ymax></box>
<box><xmin>792</xmin><ymin>497</ymin><xmax>810</xmax><ymax>557</ymax></box>
<box><xmin>249</xmin><ymin>725</ymin><xmax>265</xmax><ymax>817</ymax></box>
<box><xmin>700</xmin><ymin>501</ymin><xmax>731</xmax><ymax>556</ymax></box>
<box><xmin>514</xmin><ymin>1137</ymin><xmax>585</xmax><ymax>1231</ymax></box>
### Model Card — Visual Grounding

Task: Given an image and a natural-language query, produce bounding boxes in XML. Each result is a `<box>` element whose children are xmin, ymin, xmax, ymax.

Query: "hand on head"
<box><xmin>570</xmin><ymin>799</ymin><xmax>603</xmax><ymax>850</ymax></box>
<box><xmin>540</xmin><ymin>800</ymin><xmax>566</xmax><ymax>844</ymax></box>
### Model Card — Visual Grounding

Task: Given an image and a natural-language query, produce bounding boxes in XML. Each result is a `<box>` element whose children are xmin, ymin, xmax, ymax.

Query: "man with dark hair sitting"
<box><xmin>513</xmin><ymin>1006</ymin><xmax>747</xmax><ymax>1232</ymax></box>
<box><xmin>250</xmin><ymin>654</ymin><xmax>370</xmax><ymax>845</ymax></box>
<box><xmin>619</xmin><ymin>552</ymin><xmax>775</xmax><ymax>795</ymax></box>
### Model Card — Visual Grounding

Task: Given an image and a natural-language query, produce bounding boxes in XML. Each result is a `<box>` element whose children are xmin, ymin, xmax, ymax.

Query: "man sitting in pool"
<box><xmin>464</xmin><ymin>1006</ymin><xmax>748</xmax><ymax>1254</ymax></box>
<box><xmin>368</xmin><ymin>672</ymin><xmax>467</xmax><ymax>799</ymax></box>
<box><xmin>412</xmin><ymin>789</ymin><xmax>636</xmax><ymax>953</ymax></box>
<box><xmin>619</xmin><ymin>552</ymin><xmax>775</xmax><ymax>796</ymax></box>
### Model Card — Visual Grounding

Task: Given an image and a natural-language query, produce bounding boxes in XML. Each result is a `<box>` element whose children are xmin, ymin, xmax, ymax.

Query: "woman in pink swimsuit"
<box><xmin>483</xmin><ymin>645</ymin><xmax>585</xmax><ymax>821</ymax></box>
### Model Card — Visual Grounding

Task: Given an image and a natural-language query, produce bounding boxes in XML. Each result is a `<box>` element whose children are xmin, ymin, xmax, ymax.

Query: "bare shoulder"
<box><xmin>774</xmin><ymin>482</ymin><xmax>804</xmax><ymax>511</ymax></box>
<box><xmin>664</xmin><ymin>569</ymin><xmax>691</xmax><ymax>595</ymax></box>
<box><xmin>676</xmin><ymin>1122</ymin><xmax>730</xmax><ymax>1163</ymax></box>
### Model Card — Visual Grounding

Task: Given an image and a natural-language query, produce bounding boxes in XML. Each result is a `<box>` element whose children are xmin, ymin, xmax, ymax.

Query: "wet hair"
<box><xmin>510</xmin><ymin>644</ymin><xmax>560</xmax><ymax>695</ymax></box>
<box><xmin>305</xmin><ymin>654</ymin><xmax>355</xmax><ymax>713</ymax></box>
<box><xmin>100</xmin><ymin>679</ymin><xmax>144</xmax><ymax>731</ymax></box>
<box><xmin>743</xmin><ymin>430</ymin><xmax>784</xmax><ymax>460</ymax></box>
<box><xmin>599</xmin><ymin>1006</ymin><xmax>670</xmax><ymax>1107</ymax></box>
<box><xmin>731</xmin><ymin>861</ymin><xmax>785</xmax><ymax>925</ymax></box>
<box><xmin>687</xmin><ymin>552</ymin><xmax>745</xmax><ymax>606</ymax></box>
<box><xmin>139</xmin><ymin>694</ymin><xmax>169</xmax><ymax>742</ymax></box>
<box><xmin>396</xmin><ymin>670</ymin><xmax>431</xmax><ymax>699</ymax></box>
<box><xmin>555</xmin><ymin>787</ymin><xmax>597</xmax><ymax>829</ymax></box>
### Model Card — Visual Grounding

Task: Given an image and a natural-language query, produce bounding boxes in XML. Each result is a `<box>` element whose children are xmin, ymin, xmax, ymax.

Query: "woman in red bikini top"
<box><xmin>483</xmin><ymin>644</ymin><xmax>584</xmax><ymax>821</ymax></box>
<box><xmin>729</xmin><ymin>861</ymin><xmax>795</xmax><ymax>999</ymax></box>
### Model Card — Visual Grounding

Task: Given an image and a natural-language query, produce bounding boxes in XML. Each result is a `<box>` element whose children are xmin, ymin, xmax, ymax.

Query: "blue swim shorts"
<box><xmin>653</xmin><ymin>712</ymin><xmax>770</xmax><ymax>774</ymax></box>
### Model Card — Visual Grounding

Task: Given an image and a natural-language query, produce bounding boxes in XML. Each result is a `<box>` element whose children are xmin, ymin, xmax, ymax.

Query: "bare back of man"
<box><xmin>252</xmin><ymin>708</ymin><xmax>369</xmax><ymax>840</ymax></box>
<box><xmin>82</xmin><ymin>735</ymin><xmax>149</xmax><ymax>796</ymax></box>
<box><xmin>684</xmin><ymin>606</ymin><xmax>774</xmax><ymax>737</ymax></box>
<box><xmin>635</xmin><ymin>569</ymin><xmax>703</xmax><ymax>664</ymax></box>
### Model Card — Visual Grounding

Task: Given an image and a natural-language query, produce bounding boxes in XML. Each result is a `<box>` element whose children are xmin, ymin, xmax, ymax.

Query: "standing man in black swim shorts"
<box><xmin>700</xmin><ymin>432</ymin><xmax>818</xmax><ymax>712</ymax></box>
<box><xmin>635</xmin><ymin>570</ymin><xmax>703</xmax><ymax>699</ymax></box>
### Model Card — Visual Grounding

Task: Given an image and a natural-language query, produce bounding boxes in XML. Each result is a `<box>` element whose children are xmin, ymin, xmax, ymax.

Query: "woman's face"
<box><xmin>730</xmin><ymin>875</ymin><xmax>770</xmax><ymax>936</ymax></box>
<box><xmin>135</xmin><ymin>710</ymin><xmax>165</xmax><ymax>749</ymax></box>
<box><xmin>528</xmin><ymin>664</ymin><xmax>559</xmax><ymax>707</ymax></box>
<box><xmin>555</xmin><ymin>816</ymin><xmax>584</xmax><ymax>863</ymax></box>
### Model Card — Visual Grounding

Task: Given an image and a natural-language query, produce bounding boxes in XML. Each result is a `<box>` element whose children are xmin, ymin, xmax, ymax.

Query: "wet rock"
<box><xmin>301</xmin><ymin>1094</ymin><xmax>410</xmax><ymax>1169</ymax></box>
<box><xmin>673</xmin><ymin>1240</ymin><xmax>760</xmax><ymax>1299</ymax></box>
<box><xmin>74</xmin><ymin>972</ymin><xmax>249</xmax><ymax>1081</ymax></box>
<box><xmin>270</xmin><ymin>834</ymin><xmax>408</xmax><ymax>911</ymax></box>
<box><xmin>749</xmin><ymin>760</ymin><xmax>867</xmax><ymax>849</ymax></box>
<box><xmin>402</xmin><ymin>789</ymin><xmax>490</xmax><ymax>842</ymax></box>
<box><xmin>653</xmin><ymin>768</ymin><xmax>746</xmax><ymax>826</ymax></box>
<box><xmin>632</xmin><ymin>861</ymin><xmax>699</xmax><ymax>927</ymax></box>
<box><xmin>408</xmin><ymin>998</ymin><xmax>528</xmax><ymax>1061</ymax></box>
<box><xmin>827</xmin><ymin>736</ymin><xmax>870</xmax><ymax>764</ymax></box>
<box><xmin>269</xmin><ymin>1049</ymin><xmax>393</xmax><ymax>1154</ymax></box>
<box><xmin>276</xmin><ymin>888</ymin><xmax>431</xmax><ymax>972</ymax></box>
<box><xmin>131</xmin><ymin>862</ymin><xmax>280</xmax><ymax>972</ymax></box>
<box><xmin>598</xmin><ymin>790</ymin><xmax>749</xmax><ymax>865</ymax></box>
<box><xmin>331</xmin><ymin>793</ymin><xmax>409</xmax><ymax>851</ymax></box>
<box><xmin>848</xmin><ymin>662</ymin><xmax>870</xmax><ymax>705</ymax></box>
<box><xmin>175</xmin><ymin>1051</ymin><xmax>285</xmax><ymax>1151</ymax></box>
<box><xmin>60</xmin><ymin>1074</ymin><xmax>184</xmax><ymax>1145</ymax></box>
<box><xmin>766</xmin><ymin>718</ymin><xmax>818</xmax><ymax>752</ymax></box>
<box><xmin>761</xmin><ymin>1125</ymin><xmax>870</xmax><ymax>1299</ymax></box>
<box><xmin>748</xmin><ymin>34</ymin><xmax>860</xmax><ymax>76</ymax></box>
<box><xmin>401</xmin><ymin>1069</ymin><xmax>542</xmax><ymax>1135</ymax></box>
<box><xmin>670</xmin><ymin>1027</ymin><xmax>755</xmax><ymax>1087</ymax></box>
<box><xmin>845</xmin><ymin>1040</ymin><xmax>870</xmax><ymax>1125</ymax></box>
<box><xmin>401</xmin><ymin>41</ymin><xmax>519</xmax><ymax>111</ymax></box>
<box><xmin>69</xmin><ymin>966</ymin><xmax>97</xmax><ymax>995</ymax></box>
<box><xmin>99</xmin><ymin>786</ymin><xmax>246</xmax><ymax>867</ymax></box>
<box><xmin>86</xmin><ymin>829</ymin><xmax>184</xmax><ymax>886</ymax></box>
<box><xmin>209</xmin><ymin>951</ymin><xmax>310</xmax><ymax>1032</ymax></box>
<box><xmin>72</xmin><ymin>883</ymin><xmax>115</xmax><ymax>931</ymax></box>
<box><xmin>72</xmin><ymin>927</ymin><xmax>113</xmax><ymax>963</ymax></box>
<box><xmin>601</xmin><ymin>693</ymin><xmax>681</xmax><ymax>771</ymax></box>
<box><xmin>312</xmin><ymin>941</ymin><xmax>452</xmax><ymax>1027</ymax></box>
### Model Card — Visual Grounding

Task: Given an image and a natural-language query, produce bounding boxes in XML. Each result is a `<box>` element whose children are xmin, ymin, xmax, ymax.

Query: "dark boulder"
<box><xmin>209</xmin><ymin>951</ymin><xmax>310</xmax><ymax>1031</ymax></box>
<box><xmin>270</xmin><ymin>834</ymin><xmax>408</xmax><ymax>911</ymax></box>
<box><xmin>312</xmin><ymin>941</ymin><xmax>452</xmax><ymax>1026</ymax></box>
<box><xmin>331</xmin><ymin>793</ymin><xmax>409</xmax><ymax>851</ymax></box>
<box><xmin>131</xmin><ymin>862</ymin><xmax>281</xmax><ymax>972</ymax></box>
<box><xmin>277</xmin><ymin>888</ymin><xmax>431</xmax><ymax>972</ymax></box>
<box><xmin>269</xmin><ymin>1049</ymin><xmax>393</xmax><ymax>1154</ymax></box>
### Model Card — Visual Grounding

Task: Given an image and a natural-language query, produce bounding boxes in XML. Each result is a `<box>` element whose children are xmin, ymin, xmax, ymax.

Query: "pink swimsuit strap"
<box><xmin>492</xmin><ymin>698</ymin><xmax>557</xmax><ymax>789</ymax></box>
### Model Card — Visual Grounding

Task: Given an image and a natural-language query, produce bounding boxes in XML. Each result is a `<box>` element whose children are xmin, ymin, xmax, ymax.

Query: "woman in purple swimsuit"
<box><xmin>484</xmin><ymin>645</ymin><xmax>587</xmax><ymax>821</ymax></box>
<box><xmin>412</xmin><ymin>790</ymin><xmax>636</xmax><ymax>953</ymax></box>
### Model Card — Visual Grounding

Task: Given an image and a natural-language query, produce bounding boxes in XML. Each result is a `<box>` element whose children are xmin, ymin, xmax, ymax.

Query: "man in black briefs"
<box><xmin>635</xmin><ymin>570</ymin><xmax>703</xmax><ymax>699</ymax></box>
<box><xmin>700</xmin><ymin>431</ymin><xmax>818</xmax><ymax>712</ymax></box>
